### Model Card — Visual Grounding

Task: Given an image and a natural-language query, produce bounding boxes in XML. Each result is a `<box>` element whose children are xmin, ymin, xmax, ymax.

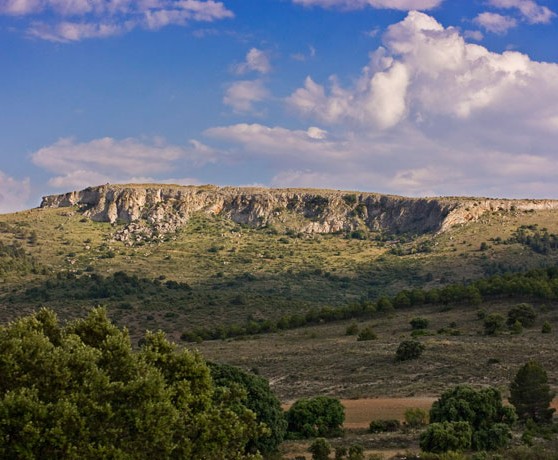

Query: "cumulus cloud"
<box><xmin>205</xmin><ymin>12</ymin><xmax>558</xmax><ymax>198</ymax></box>
<box><xmin>233</xmin><ymin>48</ymin><xmax>272</xmax><ymax>75</ymax></box>
<box><xmin>488</xmin><ymin>0</ymin><xmax>555</xmax><ymax>24</ymax></box>
<box><xmin>31</xmin><ymin>137</ymin><xmax>217</xmax><ymax>189</ymax></box>
<box><xmin>223</xmin><ymin>80</ymin><xmax>270</xmax><ymax>114</ymax></box>
<box><xmin>0</xmin><ymin>171</ymin><xmax>31</xmax><ymax>214</ymax></box>
<box><xmin>0</xmin><ymin>0</ymin><xmax>234</xmax><ymax>41</ymax></box>
<box><xmin>292</xmin><ymin>0</ymin><xmax>443</xmax><ymax>10</ymax></box>
<box><xmin>289</xmin><ymin>11</ymin><xmax>558</xmax><ymax>128</ymax></box>
<box><xmin>474</xmin><ymin>12</ymin><xmax>517</xmax><ymax>34</ymax></box>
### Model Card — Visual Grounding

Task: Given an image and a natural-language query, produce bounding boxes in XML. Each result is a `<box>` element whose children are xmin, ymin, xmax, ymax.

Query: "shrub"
<box><xmin>348</xmin><ymin>444</ymin><xmax>364</xmax><ymax>460</ymax></box>
<box><xmin>410</xmin><ymin>317</ymin><xmax>429</xmax><ymax>330</ymax></box>
<box><xmin>405</xmin><ymin>407</ymin><xmax>428</xmax><ymax>428</ymax></box>
<box><xmin>507</xmin><ymin>303</ymin><xmax>537</xmax><ymax>328</ymax></box>
<box><xmin>357</xmin><ymin>326</ymin><xmax>377</xmax><ymax>341</ymax></box>
<box><xmin>511</xmin><ymin>320</ymin><xmax>523</xmax><ymax>335</ymax></box>
<box><xmin>369</xmin><ymin>419</ymin><xmax>401</xmax><ymax>433</ymax></box>
<box><xmin>541</xmin><ymin>321</ymin><xmax>552</xmax><ymax>333</ymax></box>
<box><xmin>309</xmin><ymin>438</ymin><xmax>331</xmax><ymax>460</ymax></box>
<box><xmin>509</xmin><ymin>361</ymin><xmax>556</xmax><ymax>424</ymax></box>
<box><xmin>420</xmin><ymin>421</ymin><xmax>473</xmax><ymax>453</ymax></box>
<box><xmin>395</xmin><ymin>340</ymin><xmax>425</xmax><ymax>361</ymax></box>
<box><xmin>429</xmin><ymin>385</ymin><xmax>516</xmax><ymax>451</ymax></box>
<box><xmin>286</xmin><ymin>396</ymin><xmax>345</xmax><ymax>438</ymax></box>
<box><xmin>345</xmin><ymin>323</ymin><xmax>359</xmax><ymax>336</ymax></box>
<box><xmin>335</xmin><ymin>446</ymin><xmax>348</xmax><ymax>460</ymax></box>
<box><xmin>483</xmin><ymin>313</ymin><xmax>505</xmax><ymax>335</ymax></box>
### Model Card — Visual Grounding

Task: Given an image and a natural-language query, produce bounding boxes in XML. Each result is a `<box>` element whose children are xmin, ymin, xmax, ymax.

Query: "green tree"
<box><xmin>395</xmin><ymin>340</ymin><xmax>425</xmax><ymax>361</ymax></box>
<box><xmin>0</xmin><ymin>308</ymin><xmax>263</xmax><ymax>459</ymax></box>
<box><xmin>509</xmin><ymin>361</ymin><xmax>556</xmax><ymax>424</ymax></box>
<box><xmin>428</xmin><ymin>385</ymin><xmax>516</xmax><ymax>451</ymax></box>
<box><xmin>420</xmin><ymin>421</ymin><xmax>472</xmax><ymax>453</ymax></box>
<box><xmin>209</xmin><ymin>363</ymin><xmax>287</xmax><ymax>455</ymax></box>
<box><xmin>286</xmin><ymin>396</ymin><xmax>345</xmax><ymax>438</ymax></box>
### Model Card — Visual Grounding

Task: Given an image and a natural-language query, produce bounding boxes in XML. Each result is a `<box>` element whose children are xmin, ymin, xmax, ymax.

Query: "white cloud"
<box><xmin>204</xmin><ymin>12</ymin><xmax>558</xmax><ymax>198</ymax></box>
<box><xmin>464</xmin><ymin>30</ymin><xmax>484</xmax><ymax>41</ymax></box>
<box><xmin>488</xmin><ymin>0</ymin><xmax>555</xmax><ymax>24</ymax></box>
<box><xmin>223</xmin><ymin>80</ymin><xmax>269</xmax><ymax>114</ymax></box>
<box><xmin>233</xmin><ymin>48</ymin><xmax>272</xmax><ymax>75</ymax></box>
<box><xmin>0</xmin><ymin>0</ymin><xmax>234</xmax><ymax>41</ymax></box>
<box><xmin>32</xmin><ymin>137</ymin><xmax>217</xmax><ymax>189</ymax></box>
<box><xmin>205</xmin><ymin>123</ymin><xmax>349</xmax><ymax>161</ymax></box>
<box><xmin>292</xmin><ymin>0</ymin><xmax>443</xmax><ymax>11</ymax></box>
<box><xmin>0</xmin><ymin>171</ymin><xmax>31</xmax><ymax>214</ymax></box>
<box><xmin>474</xmin><ymin>12</ymin><xmax>517</xmax><ymax>34</ymax></box>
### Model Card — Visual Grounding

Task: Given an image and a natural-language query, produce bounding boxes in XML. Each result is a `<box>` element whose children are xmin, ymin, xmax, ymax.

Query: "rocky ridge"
<box><xmin>40</xmin><ymin>185</ymin><xmax>558</xmax><ymax>244</ymax></box>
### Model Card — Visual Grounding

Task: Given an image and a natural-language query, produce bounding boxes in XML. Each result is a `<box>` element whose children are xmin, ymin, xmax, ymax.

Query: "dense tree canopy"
<box><xmin>286</xmin><ymin>396</ymin><xmax>345</xmax><ymax>438</ymax></box>
<box><xmin>428</xmin><ymin>385</ymin><xmax>516</xmax><ymax>451</ymax></box>
<box><xmin>0</xmin><ymin>308</ymin><xmax>264</xmax><ymax>459</ymax></box>
<box><xmin>510</xmin><ymin>361</ymin><xmax>556</xmax><ymax>424</ymax></box>
<box><xmin>209</xmin><ymin>362</ymin><xmax>287</xmax><ymax>455</ymax></box>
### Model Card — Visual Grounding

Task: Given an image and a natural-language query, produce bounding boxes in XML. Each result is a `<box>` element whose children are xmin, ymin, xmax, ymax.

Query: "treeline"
<box><xmin>181</xmin><ymin>266</ymin><xmax>558</xmax><ymax>342</ymax></box>
<box><xmin>506</xmin><ymin>224</ymin><xmax>558</xmax><ymax>255</ymax></box>
<box><xmin>0</xmin><ymin>240</ymin><xmax>40</xmax><ymax>276</ymax></box>
<box><xmin>21</xmin><ymin>270</ymin><xmax>191</xmax><ymax>303</ymax></box>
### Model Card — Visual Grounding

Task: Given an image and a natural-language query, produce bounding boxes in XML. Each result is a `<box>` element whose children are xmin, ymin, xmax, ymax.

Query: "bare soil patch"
<box><xmin>283</xmin><ymin>397</ymin><xmax>436</xmax><ymax>429</ymax></box>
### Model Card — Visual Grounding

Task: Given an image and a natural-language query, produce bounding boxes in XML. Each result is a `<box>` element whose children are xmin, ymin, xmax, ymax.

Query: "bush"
<box><xmin>309</xmin><ymin>438</ymin><xmax>331</xmax><ymax>460</ymax></box>
<box><xmin>348</xmin><ymin>444</ymin><xmax>364</xmax><ymax>460</ymax></box>
<box><xmin>509</xmin><ymin>361</ymin><xmax>556</xmax><ymax>424</ymax></box>
<box><xmin>541</xmin><ymin>321</ymin><xmax>552</xmax><ymax>333</ymax></box>
<box><xmin>357</xmin><ymin>326</ymin><xmax>377</xmax><ymax>341</ymax></box>
<box><xmin>429</xmin><ymin>385</ymin><xmax>516</xmax><ymax>451</ymax></box>
<box><xmin>345</xmin><ymin>323</ymin><xmax>359</xmax><ymax>335</ymax></box>
<box><xmin>286</xmin><ymin>396</ymin><xmax>345</xmax><ymax>438</ymax></box>
<box><xmin>483</xmin><ymin>313</ymin><xmax>505</xmax><ymax>335</ymax></box>
<box><xmin>420</xmin><ymin>421</ymin><xmax>472</xmax><ymax>453</ymax></box>
<box><xmin>410</xmin><ymin>317</ymin><xmax>429</xmax><ymax>330</ymax></box>
<box><xmin>335</xmin><ymin>446</ymin><xmax>348</xmax><ymax>459</ymax></box>
<box><xmin>507</xmin><ymin>303</ymin><xmax>537</xmax><ymax>328</ymax></box>
<box><xmin>369</xmin><ymin>419</ymin><xmax>400</xmax><ymax>433</ymax></box>
<box><xmin>395</xmin><ymin>340</ymin><xmax>425</xmax><ymax>361</ymax></box>
<box><xmin>405</xmin><ymin>407</ymin><xmax>428</xmax><ymax>428</ymax></box>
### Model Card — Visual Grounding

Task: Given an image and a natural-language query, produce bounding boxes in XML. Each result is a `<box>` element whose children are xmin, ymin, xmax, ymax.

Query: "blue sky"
<box><xmin>1</xmin><ymin>0</ymin><xmax>558</xmax><ymax>212</ymax></box>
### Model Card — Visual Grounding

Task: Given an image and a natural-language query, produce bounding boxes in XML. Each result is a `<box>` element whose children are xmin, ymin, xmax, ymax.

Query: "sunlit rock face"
<box><xmin>41</xmin><ymin>184</ymin><xmax>558</xmax><ymax>243</ymax></box>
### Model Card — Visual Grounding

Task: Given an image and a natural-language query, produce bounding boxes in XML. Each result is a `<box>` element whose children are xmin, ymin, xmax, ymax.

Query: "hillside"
<box><xmin>0</xmin><ymin>185</ymin><xmax>557</xmax><ymax>344</ymax></box>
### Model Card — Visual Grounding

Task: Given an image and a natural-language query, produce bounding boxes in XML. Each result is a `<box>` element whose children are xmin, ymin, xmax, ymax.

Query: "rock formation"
<box><xmin>40</xmin><ymin>184</ymin><xmax>558</xmax><ymax>244</ymax></box>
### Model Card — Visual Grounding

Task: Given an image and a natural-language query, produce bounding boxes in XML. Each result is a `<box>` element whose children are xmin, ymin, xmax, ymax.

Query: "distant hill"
<box><xmin>0</xmin><ymin>183</ymin><xmax>557</xmax><ymax>344</ymax></box>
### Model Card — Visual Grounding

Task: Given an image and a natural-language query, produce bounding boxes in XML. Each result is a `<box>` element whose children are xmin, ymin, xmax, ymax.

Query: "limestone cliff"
<box><xmin>40</xmin><ymin>184</ymin><xmax>558</xmax><ymax>243</ymax></box>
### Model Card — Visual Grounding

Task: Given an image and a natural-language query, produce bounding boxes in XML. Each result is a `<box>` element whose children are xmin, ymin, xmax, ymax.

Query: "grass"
<box><xmin>2</xmin><ymin>202</ymin><xmax>558</xmax><ymax>458</ymax></box>
<box><xmin>1</xmin><ymin>206</ymin><xmax>558</xmax><ymax>340</ymax></box>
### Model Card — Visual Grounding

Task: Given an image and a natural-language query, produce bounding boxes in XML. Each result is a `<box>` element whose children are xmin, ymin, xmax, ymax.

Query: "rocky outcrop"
<box><xmin>40</xmin><ymin>184</ymin><xmax>558</xmax><ymax>243</ymax></box>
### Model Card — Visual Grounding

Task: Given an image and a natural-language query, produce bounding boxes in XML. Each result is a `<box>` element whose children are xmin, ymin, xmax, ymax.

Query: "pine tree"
<box><xmin>510</xmin><ymin>361</ymin><xmax>556</xmax><ymax>424</ymax></box>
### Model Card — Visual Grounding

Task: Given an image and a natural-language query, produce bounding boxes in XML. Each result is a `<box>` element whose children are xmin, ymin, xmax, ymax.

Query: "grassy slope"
<box><xmin>1</xmin><ymin>206</ymin><xmax>558</xmax><ymax>339</ymax></box>
<box><xmin>2</xmin><ymin>204</ymin><xmax>558</xmax><ymax>459</ymax></box>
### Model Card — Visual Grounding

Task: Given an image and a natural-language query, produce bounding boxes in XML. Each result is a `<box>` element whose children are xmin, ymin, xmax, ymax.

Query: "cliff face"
<box><xmin>40</xmin><ymin>184</ymin><xmax>558</xmax><ymax>243</ymax></box>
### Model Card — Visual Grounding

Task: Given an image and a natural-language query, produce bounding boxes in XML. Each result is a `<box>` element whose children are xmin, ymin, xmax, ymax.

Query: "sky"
<box><xmin>1</xmin><ymin>0</ymin><xmax>558</xmax><ymax>213</ymax></box>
